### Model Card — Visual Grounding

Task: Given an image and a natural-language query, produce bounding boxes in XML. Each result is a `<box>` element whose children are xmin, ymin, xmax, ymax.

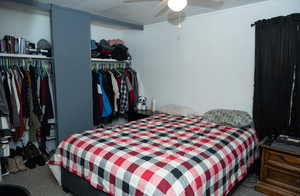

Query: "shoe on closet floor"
<box><xmin>14</xmin><ymin>156</ymin><xmax>27</xmax><ymax>171</ymax></box>
<box><xmin>34</xmin><ymin>155</ymin><xmax>45</xmax><ymax>166</ymax></box>
<box><xmin>15</xmin><ymin>147</ymin><xmax>25</xmax><ymax>158</ymax></box>
<box><xmin>24</xmin><ymin>142</ymin><xmax>40</xmax><ymax>160</ymax></box>
<box><xmin>0</xmin><ymin>158</ymin><xmax>9</xmax><ymax>176</ymax></box>
<box><xmin>24</xmin><ymin>158</ymin><xmax>36</xmax><ymax>169</ymax></box>
<box><xmin>24</xmin><ymin>156</ymin><xmax>45</xmax><ymax>169</ymax></box>
<box><xmin>7</xmin><ymin>158</ymin><xmax>18</xmax><ymax>173</ymax></box>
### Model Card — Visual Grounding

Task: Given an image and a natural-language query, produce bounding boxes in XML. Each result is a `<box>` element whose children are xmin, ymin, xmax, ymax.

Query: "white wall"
<box><xmin>0</xmin><ymin>5</ymin><xmax>127</xmax><ymax>45</ymax></box>
<box><xmin>1</xmin><ymin>0</ymin><xmax>298</xmax><ymax>116</ymax></box>
<box><xmin>124</xmin><ymin>0</ymin><xmax>300</xmax><ymax>115</ymax></box>
<box><xmin>91</xmin><ymin>23</ymin><xmax>126</xmax><ymax>41</ymax></box>
<box><xmin>0</xmin><ymin>5</ymin><xmax>51</xmax><ymax>43</ymax></box>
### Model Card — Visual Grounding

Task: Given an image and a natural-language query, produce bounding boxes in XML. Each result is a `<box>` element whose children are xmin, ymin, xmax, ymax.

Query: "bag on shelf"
<box><xmin>0</xmin><ymin>40</ymin><xmax>6</xmax><ymax>53</ymax></box>
<box><xmin>111</xmin><ymin>44</ymin><xmax>131</xmax><ymax>61</ymax></box>
<box><xmin>97</xmin><ymin>39</ymin><xmax>113</xmax><ymax>59</ymax></box>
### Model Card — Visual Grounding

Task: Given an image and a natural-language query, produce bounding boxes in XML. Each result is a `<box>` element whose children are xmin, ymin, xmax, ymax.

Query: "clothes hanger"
<box><xmin>0</xmin><ymin>58</ymin><xmax>4</xmax><ymax>71</ymax></box>
<box><xmin>36</xmin><ymin>60</ymin><xmax>41</xmax><ymax>77</ymax></box>
<box><xmin>91</xmin><ymin>62</ymin><xmax>96</xmax><ymax>71</ymax></box>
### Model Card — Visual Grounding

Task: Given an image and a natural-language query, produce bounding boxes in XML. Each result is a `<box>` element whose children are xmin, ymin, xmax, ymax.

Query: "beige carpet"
<box><xmin>1</xmin><ymin>166</ymin><xmax>266</xmax><ymax>196</ymax></box>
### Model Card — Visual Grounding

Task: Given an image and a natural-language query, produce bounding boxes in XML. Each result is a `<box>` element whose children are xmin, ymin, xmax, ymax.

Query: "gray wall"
<box><xmin>51</xmin><ymin>5</ymin><xmax>92</xmax><ymax>142</ymax></box>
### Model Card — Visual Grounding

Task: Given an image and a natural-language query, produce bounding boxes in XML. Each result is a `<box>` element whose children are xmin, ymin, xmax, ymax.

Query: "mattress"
<box><xmin>49</xmin><ymin>113</ymin><xmax>258</xmax><ymax>196</ymax></box>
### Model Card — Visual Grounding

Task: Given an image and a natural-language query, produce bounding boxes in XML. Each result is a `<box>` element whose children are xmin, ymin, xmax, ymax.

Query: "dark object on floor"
<box><xmin>255</xmin><ymin>144</ymin><xmax>300</xmax><ymax>195</ymax></box>
<box><xmin>15</xmin><ymin>147</ymin><xmax>25</xmax><ymax>157</ymax></box>
<box><xmin>0</xmin><ymin>184</ymin><xmax>31</xmax><ymax>196</ymax></box>
<box><xmin>24</xmin><ymin>155</ymin><xmax>45</xmax><ymax>169</ymax></box>
<box><xmin>26</xmin><ymin>156</ymin><xmax>46</xmax><ymax>168</ymax></box>
<box><xmin>24</xmin><ymin>143</ymin><xmax>40</xmax><ymax>160</ymax></box>
<box><xmin>23</xmin><ymin>142</ymin><xmax>45</xmax><ymax>169</ymax></box>
<box><xmin>34</xmin><ymin>155</ymin><xmax>45</xmax><ymax>166</ymax></box>
<box><xmin>24</xmin><ymin>159</ymin><xmax>36</xmax><ymax>169</ymax></box>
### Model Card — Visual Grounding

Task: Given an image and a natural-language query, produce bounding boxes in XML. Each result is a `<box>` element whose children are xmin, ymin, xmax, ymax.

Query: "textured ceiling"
<box><xmin>38</xmin><ymin>0</ymin><xmax>267</xmax><ymax>25</ymax></box>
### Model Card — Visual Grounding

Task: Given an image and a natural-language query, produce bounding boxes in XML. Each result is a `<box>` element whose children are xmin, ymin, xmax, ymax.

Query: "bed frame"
<box><xmin>61</xmin><ymin>162</ymin><xmax>258</xmax><ymax>196</ymax></box>
<box><xmin>61</xmin><ymin>167</ymin><xmax>110</xmax><ymax>196</ymax></box>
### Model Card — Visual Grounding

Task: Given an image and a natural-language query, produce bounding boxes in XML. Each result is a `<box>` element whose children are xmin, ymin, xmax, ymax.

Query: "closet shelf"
<box><xmin>0</xmin><ymin>53</ymin><xmax>52</xmax><ymax>60</ymax></box>
<box><xmin>91</xmin><ymin>58</ymin><xmax>129</xmax><ymax>63</ymax></box>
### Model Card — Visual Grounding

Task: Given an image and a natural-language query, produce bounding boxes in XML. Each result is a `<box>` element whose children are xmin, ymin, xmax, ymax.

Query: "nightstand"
<box><xmin>255</xmin><ymin>142</ymin><xmax>300</xmax><ymax>196</ymax></box>
<box><xmin>127</xmin><ymin>110</ymin><xmax>155</xmax><ymax>121</ymax></box>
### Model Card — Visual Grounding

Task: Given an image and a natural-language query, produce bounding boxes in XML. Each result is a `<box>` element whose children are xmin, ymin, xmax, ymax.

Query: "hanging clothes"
<box><xmin>0</xmin><ymin>74</ymin><xmax>10</xmax><ymax>130</ymax></box>
<box><xmin>13</xmin><ymin>67</ymin><xmax>25</xmax><ymax>141</ymax></box>
<box><xmin>0</xmin><ymin>59</ymin><xmax>55</xmax><ymax>150</ymax></box>
<box><xmin>119</xmin><ymin>74</ymin><xmax>129</xmax><ymax>114</ymax></box>
<box><xmin>109</xmin><ymin>71</ymin><xmax>119</xmax><ymax>113</ymax></box>
<box><xmin>30</xmin><ymin>66</ymin><xmax>42</xmax><ymax>119</ymax></box>
<box><xmin>0</xmin><ymin>75</ymin><xmax>9</xmax><ymax>116</ymax></box>
<box><xmin>92</xmin><ymin>70</ymin><xmax>102</xmax><ymax>126</ymax></box>
<box><xmin>91</xmin><ymin>63</ymin><xmax>140</xmax><ymax>126</ymax></box>
<box><xmin>102</xmin><ymin>71</ymin><xmax>115</xmax><ymax>114</ymax></box>
<box><xmin>98</xmin><ymin>72</ymin><xmax>112</xmax><ymax>118</ymax></box>
<box><xmin>47</xmin><ymin>74</ymin><xmax>56</xmax><ymax>124</ymax></box>
<box><xmin>24</xmin><ymin>69</ymin><xmax>41</xmax><ymax>141</ymax></box>
<box><xmin>7</xmin><ymin>72</ymin><xmax>20</xmax><ymax>128</ymax></box>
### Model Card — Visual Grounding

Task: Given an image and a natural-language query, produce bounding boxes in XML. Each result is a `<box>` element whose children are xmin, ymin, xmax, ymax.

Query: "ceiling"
<box><xmin>37</xmin><ymin>0</ymin><xmax>267</xmax><ymax>25</ymax></box>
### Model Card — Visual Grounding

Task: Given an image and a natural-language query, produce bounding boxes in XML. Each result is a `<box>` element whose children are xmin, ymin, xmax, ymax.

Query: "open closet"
<box><xmin>90</xmin><ymin>23</ymin><xmax>141</xmax><ymax>127</ymax></box>
<box><xmin>0</xmin><ymin>2</ymin><xmax>58</xmax><ymax>178</ymax></box>
<box><xmin>0</xmin><ymin>1</ymin><xmax>143</xmax><ymax>179</ymax></box>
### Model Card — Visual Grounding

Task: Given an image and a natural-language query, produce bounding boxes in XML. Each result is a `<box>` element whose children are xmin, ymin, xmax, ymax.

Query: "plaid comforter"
<box><xmin>49</xmin><ymin>113</ymin><xmax>258</xmax><ymax>196</ymax></box>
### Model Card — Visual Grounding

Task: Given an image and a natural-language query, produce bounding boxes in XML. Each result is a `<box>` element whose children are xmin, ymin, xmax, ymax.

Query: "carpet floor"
<box><xmin>1</xmin><ymin>166</ymin><xmax>266</xmax><ymax>196</ymax></box>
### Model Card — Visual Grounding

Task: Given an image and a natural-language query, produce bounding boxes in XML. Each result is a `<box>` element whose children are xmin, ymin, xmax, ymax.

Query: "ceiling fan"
<box><xmin>124</xmin><ymin>0</ymin><xmax>224</xmax><ymax>18</ymax></box>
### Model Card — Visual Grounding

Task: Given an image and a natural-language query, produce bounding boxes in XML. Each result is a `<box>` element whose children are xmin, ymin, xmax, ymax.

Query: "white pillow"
<box><xmin>158</xmin><ymin>104</ymin><xmax>196</xmax><ymax>116</ymax></box>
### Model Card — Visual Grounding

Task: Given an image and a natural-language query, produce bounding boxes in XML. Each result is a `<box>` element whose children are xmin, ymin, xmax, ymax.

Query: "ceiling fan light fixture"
<box><xmin>167</xmin><ymin>0</ymin><xmax>188</xmax><ymax>12</ymax></box>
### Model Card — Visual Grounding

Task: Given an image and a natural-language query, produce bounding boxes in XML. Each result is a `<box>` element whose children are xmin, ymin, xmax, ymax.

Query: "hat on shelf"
<box><xmin>37</xmin><ymin>39</ymin><xmax>52</xmax><ymax>57</ymax></box>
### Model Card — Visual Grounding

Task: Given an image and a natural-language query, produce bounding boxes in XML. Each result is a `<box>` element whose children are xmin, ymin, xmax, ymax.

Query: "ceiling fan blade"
<box><xmin>159</xmin><ymin>0</ymin><xmax>169</xmax><ymax>6</ymax></box>
<box><xmin>124</xmin><ymin>0</ymin><xmax>159</xmax><ymax>3</ymax></box>
<box><xmin>155</xmin><ymin>4</ymin><xmax>169</xmax><ymax>17</ymax></box>
<box><xmin>190</xmin><ymin>0</ymin><xmax>224</xmax><ymax>9</ymax></box>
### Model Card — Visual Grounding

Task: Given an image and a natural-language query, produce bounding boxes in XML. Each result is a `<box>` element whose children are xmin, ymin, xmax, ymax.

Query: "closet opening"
<box><xmin>90</xmin><ymin>21</ymin><xmax>142</xmax><ymax>128</ymax></box>
<box><xmin>0</xmin><ymin>1</ymin><xmax>57</xmax><ymax>178</ymax></box>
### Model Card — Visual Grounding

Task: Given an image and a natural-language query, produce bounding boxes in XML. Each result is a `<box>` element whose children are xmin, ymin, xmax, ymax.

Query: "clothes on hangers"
<box><xmin>98</xmin><ymin>72</ymin><xmax>112</xmax><ymax>118</ymax></box>
<box><xmin>109</xmin><ymin>71</ymin><xmax>119</xmax><ymax>113</ymax></box>
<box><xmin>0</xmin><ymin>60</ymin><xmax>55</xmax><ymax>152</ymax></box>
<box><xmin>119</xmin><ymin>74</ymin><xmax>129</xmax><ymax>114</ymax></box>
<box><xmin>0</xmin><ymin>75</ymin><xmax>10</xmax><ymax>130</ymax></box>
<box><xmin>92</xmin><ymin>65</ymin><xmax>139</xmax><ymax>126</ymax></box>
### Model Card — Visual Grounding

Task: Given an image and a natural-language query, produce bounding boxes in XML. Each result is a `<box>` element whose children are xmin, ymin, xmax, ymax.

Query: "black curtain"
<box><xmin>290</xmin><ymin>15</ymin><xmax>300</xmax><ymax>137</ymax></box>
<box><xmin>253</xmin><ymin>14</ymin><xmax>300</xmax><ymax>139</ymax></box>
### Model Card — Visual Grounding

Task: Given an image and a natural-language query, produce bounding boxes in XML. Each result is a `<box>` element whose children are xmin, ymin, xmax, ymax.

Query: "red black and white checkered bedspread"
<box><xmin>49</xmin><ymin>113</ymin><xmax>258</xmax><ymax>196</ymax></box>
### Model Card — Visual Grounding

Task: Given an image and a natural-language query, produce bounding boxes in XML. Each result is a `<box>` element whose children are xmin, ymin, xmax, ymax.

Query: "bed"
<box><xmin>48</xmin><ymin>113</ymin><xmax>258</xmax><ymax>196</ymax></box>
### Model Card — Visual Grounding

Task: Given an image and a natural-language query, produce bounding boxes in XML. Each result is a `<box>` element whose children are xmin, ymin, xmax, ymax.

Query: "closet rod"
<box><xmin>0</xmin><ymin>53</ymin><xmax>52</xmax><ymax>60</ymax></box>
